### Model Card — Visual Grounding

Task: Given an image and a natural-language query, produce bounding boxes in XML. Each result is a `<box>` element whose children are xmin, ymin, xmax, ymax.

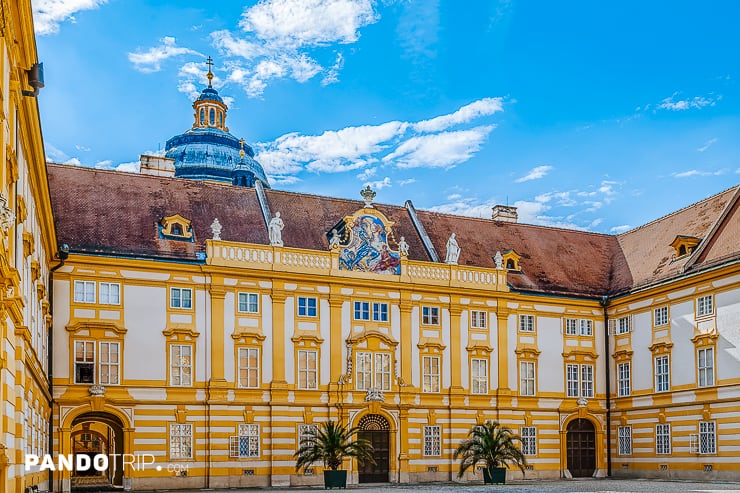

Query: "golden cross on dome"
<box><xmin>206</xmin><ymin>56</ymin><xmax>214</xmax><ymax>87</ymax></box>
<box><xmin>239</xmin><ymin>138</ymin><xmax>246</xmax><ymax>158</ymax></box>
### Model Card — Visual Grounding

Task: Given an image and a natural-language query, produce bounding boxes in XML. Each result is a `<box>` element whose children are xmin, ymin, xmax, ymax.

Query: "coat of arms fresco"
<box><xmin>338</xmin><ymin>214</ymin><xmax>401</xmax><ymax>275</ymax></box>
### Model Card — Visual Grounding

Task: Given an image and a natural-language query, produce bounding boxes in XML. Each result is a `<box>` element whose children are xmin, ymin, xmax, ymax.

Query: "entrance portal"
<box><xmin>357</xmin><ymin>414</ymin><xmax>390</xmax><ymax>483</ymax></box>
<box><xmin>70</xmin><ymin>412</ymin><xmax>125</xmax><ymax>488</ymax></box>
<box><xmin>566</xmin><ymin>418</ymin><xmax>596</xmax><ymax>477</ymax></box>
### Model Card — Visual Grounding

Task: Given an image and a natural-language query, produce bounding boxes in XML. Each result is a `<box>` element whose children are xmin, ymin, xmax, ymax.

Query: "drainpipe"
<box><xmin>600</xmin><ymin>295</ymin><xmax>611</xmax><ymax>477</ymax></box>
<box><xmin>48</xmin><ymin>244</ymin><xmax>69</xmax><ymax>493</ymax></box>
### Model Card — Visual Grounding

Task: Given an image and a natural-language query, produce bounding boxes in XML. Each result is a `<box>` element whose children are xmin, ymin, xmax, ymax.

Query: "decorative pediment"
<box><xmin>670</xmin><ymin>235</ymin><xmax>700</xmax><ymax>259</ymax></box>
<box><xmin>160</xmin><ymin>214</ymin><xmax>194</xmax><ymax>240</ymax></box>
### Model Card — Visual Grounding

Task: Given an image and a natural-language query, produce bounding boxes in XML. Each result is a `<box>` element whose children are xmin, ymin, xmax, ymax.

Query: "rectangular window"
<box><xmin>298</xmin><ymin>297</ymin><xmax>317</xmax><ymax>317</ymax></box>
<box><xmin>99</xmin><ymin>282</ymin><xmax>120</xmax><ymax>305</ymax></box>
<box><xmin>617</xmin><ymin>316</ymin><xmax>630</xmax><ymax>334</ymax></box>
<box><xmin>617</xmin><ymin>362</ymin><xmax>630</xmax><ymax>397</ymax></box>
<box><xmin>423</xmin><ymin>426</ymin><xmax>441</xmax><ymax>456</ymax></box>
<box><xmin>655</xmin><ymin>355</ymin><xmax>670</xmax><ymax>392</ymax></box>
<box><xmin>372</xmin><ymin>302</ymin><xmax>388</xmax><ymax>322</ymax></box>
<box><xmin>298</xmin><ymin>424</ymin><xmax>318</xmax><ymax>448</ymax></box>
<box><xmin>471</xmin><ymin>358</ymin><xmax>488</xmax><ymax>394</ymax></box>
<box><xmin>422</xmin><ymin>355</ymin><xmax>440</xmax><ymax>393</ymax></box>
<box><xmin>170</xmin><ymin>344</ymin><xmax>192</xmax><ymax>386</ymax></box>
<box><xmin>699</xmin><ymin>421</ymin><xmax>716</xmax><ymax>454</ymax></box>
<box><xmin>566</xmin><ymin>364</ymin><xmax>579</xmax><ymax>397</ymax></box>
<box><xmin>565</xmin><ymin>318</ymin><xmax>578</xmax><ymax>335</ymax></box>
<box><xmin>519</xmin><ymin>361</ymin><xmax>536</xmax><ymax>396</ymax></box>
<box><xmin>238</xmin><ymin>292</ymin><xmax>259</xmax><ymax>313</ymax></box>
<box><xmin>656</xmin><ymin>424</ymin><xmax>671</xmax><ymax>455</ymax></box>
<box><xmin>229</xmin><ymin>424</ymin><xmax>260</xmax><ymax>458</ymax></box>
<box><xmin>581</xmin><ymin>364</ymin><xmax>594</xmax><ymax>398</ymax></box>
<box><xmin>422</xmin><ymin>306</ymin><xmax>439</xmax><ymax>325</ymax></box>
<box><xmin>354</xmin><ymin>301</ymin><xmax>370</xmax><ymax>320</ymax></box>
<box><xmin>298</xmin><ymin>350</ymin><xmax>318</xmax><ymax>389</ymax></box>
<box><xmin>74</xmin><ymin>280</ymin><xmax>95</xmax><ymax>303</ymax></box>
<box><xmin>580</xmin><ymin>319</ymin><xmax>593</xmax><ymax>336</ymax></box>
<box><xmin>356</xmin><ymin>352</ymin><xmax>390</xmax><ymax>391</ymax></box>
<box><xmin>355</xmin><ymin>352</ymin><xmax>372</xmax><ymax>391</ymax></box>
<box><xmin>654</xmin><ymin>306</ymin><xmax>668</xmax><ymax>326</ymax></box>
<box><xmin>470</xmin><ymin>310</ymin><xmax>487</xmax><ymax>329</ymax></box>
<box><xmin>170</xmin><ymin>287</ymin><xmax>192</xmax><ymax>309</ymax></box>
<box><xmin>521</xmin><ymin>426</ymin><xmax>536</xmax><ymax>456</ymax></box>
<box><xmin>618</xmin><ymin>426</ymin><xmax>632</xmax><ymax>455</ymax></box>
<box><xmin>169</xmin><ymin>424</ymin><xmax>193</xmax><ymax>459</ymax></box>
<box><xmin>74</xmin><ymin>341</ymin><xmax>95</xmax><ymax>384</ymax></box>
<box><xmin>519</xmin><ymin>314</ymin><xmax>535</xmax><ymax>332</ymax></box>
<box><xmin>697</xmin><ymin>347</ymin><xmax>714</xmax><ymax>387</ymax></box>
<box><xmin>238</xmin><ymin>347</ymin><xmax>259</xmax><ymax>388</ymax></box>
<box><xmin>374</xmin><ymin>353</ymin><xmax>391</xmax><ymax>391</ymax></box>
<box><xmin>697</xmin><ymin>295</ymin><xmax>713</xmax><ymax>317</ymax></box>
<box><xmin>99</xmin><ymin>341</ymin><xmax>119</xmax><ymax>385</ymax></box>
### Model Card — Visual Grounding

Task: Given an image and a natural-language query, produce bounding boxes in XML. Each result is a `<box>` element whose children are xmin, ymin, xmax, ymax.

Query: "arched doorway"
<box><xmin>70</xmin><ymin>412</ymin><xmax>125</xmax><ymax>488</ymax></box>
<box><xmin>357</xmin><ymin>414</ymin><xmax>390</xmax><ymax>483</ymax></box>
<box><xmin>566</xmin><ymin>418</ymin><xmax>596</xmax><ymax>477</ymax></box>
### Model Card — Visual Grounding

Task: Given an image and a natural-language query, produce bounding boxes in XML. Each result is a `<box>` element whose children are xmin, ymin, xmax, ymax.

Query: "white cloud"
<box><xmin>63</xmin><ymin>157</ymin><xmax>82</xmax><ymax>166</ymax></box>
<box><xmin>672</xmin><ymin>169</ymin><xmax>727</xmax><ymax>178</ymax></box>
<box><xmin>364</xmin><ymin>177</ymin><xmax>391</xmax><ymax>190</ymax></box>
<box><xmin>656</xmin><ymin>92</ymin><xmax>721</xmax><ymax>111</ymax></box>
<box><xmin>357</xmin><ymin>167</ymin><xmax>377</xmax><ymax>181</ymax></box>
<box><xmin>515</xmin><ymin>165</ymin><xmax>552</xmax><ymax>183</ymax></box>
<box><xmin>697</xmin><ymin>138</ymin><xmax>718</xmax><ymax>152</ymax></box>
<box><xmin>322</xmin><ymin>52</ymin><xmax>344</xmax><ymax>86</ymax></box>
<box><xmin>128</xmin><ymin>37</ymin><xmax>200</xmax><ymax>73</ymax></box>
<box><xmin>268</xmin><ymin>175</ymin><xmax>302</xmax><ymax>186</ymax></box>
<box><xmin>45</xmin><ymin>142</ymin><xmax>69</xmax><ymax>162</ymax></box>
<box><xmin>610</xmin><ymin>225</ymin><xmax>631</xmax><ymax>234</ymax></box>
<box><xmin>32</xmin><ymin>0</ymin><xmax>108</xmax><ymax>35</ymax></box>
<box><xmin>413</xmin><ymin>98</ymin><xmax>503</xmax><ymax>133</ymax></box>
<box><xmin>447</xmin><ymin>193</ymin><xmax>462</xmax><ymax>200</ymax></box>
<box><xmin>75</xmin><ymin>144</ymin><xmax>91</xmax><ymax>152</ymax></box>
<box><xmin>398</xmin><ymin>178</ymin><xmax>416</xmax><ymax>186</ymax></box>
<box><xmin>383</xmin><ymin>126</ymin><xmax>494</xmax><ymax>169</ymax></box>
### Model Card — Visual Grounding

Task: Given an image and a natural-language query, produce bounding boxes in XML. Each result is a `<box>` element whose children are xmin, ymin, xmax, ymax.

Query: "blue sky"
<box><xmin>33</xmin><ymin>0</ymin><xmax>739</xmax><ymax>233</ymax></box>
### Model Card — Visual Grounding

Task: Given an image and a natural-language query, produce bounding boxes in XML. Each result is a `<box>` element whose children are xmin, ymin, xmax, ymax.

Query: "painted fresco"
<box><xmin>339</xmin><ymin>214</ymin><xmax>401</xmax><ymax>274</ymax></box>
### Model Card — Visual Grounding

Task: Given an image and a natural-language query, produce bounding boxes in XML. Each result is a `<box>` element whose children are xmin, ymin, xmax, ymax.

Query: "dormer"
<box><xmin>160</xmin><ymin>214</ymin><xmax>194</xmax><ymax>241</ymax></box>
<box><xmin>501</xmin><ymin>249</ymin><xmax>521</xmax><ymax>271</ymax></box>
<box><xmin>670</xmin><ymin>235</ymin><xmax>701</xmax><ymax>259</ymax></box>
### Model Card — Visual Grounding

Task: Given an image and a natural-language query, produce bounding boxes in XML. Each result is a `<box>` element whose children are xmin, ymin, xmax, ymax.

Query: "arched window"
<box><xmin>506</xmin><ymin>259</ymin><xmax>515</xmax><ymax>270</ymax></box>
<box><xmin>219</xmin><ymin>112</ymin><xmax>223</xmax><ymax>126</ymax></box>
<box><xmin>171</xmin><ymin>224</ymin><xmax>183</xmax><ymax>236</ymax></box>
<box><xmin>210</xmin><ymin>108</ymin><xmax>215</xmax><ymax>125</ymax></box>
<box><xmin>200</xmin><ymin>109</ymin><xmax>205</xmax><ymax>125</ymax></box>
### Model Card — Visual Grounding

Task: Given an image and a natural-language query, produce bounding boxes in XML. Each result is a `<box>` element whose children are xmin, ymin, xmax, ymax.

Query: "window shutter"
<box><xmin>608</xmin><ymin>319</ymin><xmax>616</xmax><ymax>336</ymax></box>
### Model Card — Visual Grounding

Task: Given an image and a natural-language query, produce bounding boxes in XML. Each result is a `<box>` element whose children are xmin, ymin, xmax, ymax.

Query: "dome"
<box><xmin>197</xmin><ymin>86</ymin><xmax>223</xmax><ymax>103</ymax></box>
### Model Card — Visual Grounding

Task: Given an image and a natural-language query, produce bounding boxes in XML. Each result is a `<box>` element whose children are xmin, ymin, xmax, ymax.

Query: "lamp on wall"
<box><xmin>22</xmin><ymin>62</ymin><xmax>44</xmax><ymax>97</ymax></box>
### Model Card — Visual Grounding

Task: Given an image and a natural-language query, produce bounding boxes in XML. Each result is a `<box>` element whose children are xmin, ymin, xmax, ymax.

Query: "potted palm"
<box><xmin>295</xmin><ymin>420</ymin><xmax>375</xmax><ymax>489</ymax></box>
<box><xmin>454</xmin><ymin>420</ymin><xmax>526</xmax><ymax>484</ymax></box>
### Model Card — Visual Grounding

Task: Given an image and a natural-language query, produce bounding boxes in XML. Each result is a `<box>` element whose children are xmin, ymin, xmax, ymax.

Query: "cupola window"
<box><xmin>200</xmin><ymin>109</ymin><xmax>205</xmax><ymax>125</ymax></box>
<box><xmin>670</xmin><ymin>235</ymin><xmax>701</xmax><ymax>260</ymax></box>
<box><xmin>210</xmin><ymin>108</ymin><xmax>215</xmax><ymax>125</ymax></box>
<box><xmin>501</xmin><ymin>249</ymin><xmax>522</xmax><ymax>271</ymax></box>
<box><xmin>160</xmin><ymin>214</ymin><xmax>194</xmax><ymax>241</ymax></box>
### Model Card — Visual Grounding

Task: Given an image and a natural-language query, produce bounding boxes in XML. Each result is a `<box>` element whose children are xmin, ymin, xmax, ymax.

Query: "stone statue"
<box><xmin>398</xmin><ymin>236</ymin><xmax>409</xmax><ymax>256</ymax></box>
<box><xmin>210</xmin><ymin>218</ymin><xmax>222</xmax><ymax>240</ymax></box>
<box><xmin>445</xmin><ymin>232</ymin><xmax>460</xmax><ymax>264</ymax></box>
<box><xmin>268</xmin><ymin>211</ymin><xmax>284</xmax><ymax>246</ymax></box>
<box><xmin>329</xmin><ymin>229</ymin><xmax>341</xmax><ymax>250</ymax></box>
<box><xmin>494</xmin><ymin>250</ymin><xmax>503</xmax><ymax>270</ymax></box>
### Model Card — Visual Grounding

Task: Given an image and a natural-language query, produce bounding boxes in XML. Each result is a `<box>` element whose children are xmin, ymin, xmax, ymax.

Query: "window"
<box><xmin>355</xmin><ymin>352</ymin><xmax>392</xmax><ymax>391</ymax></box>
<box><xmin>656</xmin><ymin>424</ymin><xmax>671</xmax><ymax>455</ymax></box>
<box><xmin>519</xmin><ymin>361</ymin><xmax>536</xmax><ymax>396</ymax></box>
<box><xmin>470</xmin><ymin>310</ymin><xmax>487</xmax><ymax>329</ymax></box>
<box><xmin>238</xmin><ymin>293</ymin><xmax>259</xmax><ymax>313</ymax></box>
<box><xmin>655</xmin><ymin>355</ymin><xmax>670</xmax><ymax>392</ymax></box>
<box><xmin>519</xmin><ymin>314</ymin><xmax>535</xmax><ymax>332</ymax></box>
<box><xmin>355</xmin><ymin>352</ymin><xmax>372</xmax><ymax>390</ymax></box>
<box><xmin>169</xmin><ymin>424</ymin><xmax>193</xmax><ymax>459</ymax></box>
<box><xmin>423</xmin><ymin>426</ymin><xmax>441</xmax><ymax>456</ymax></box>
<box><xmin>298</xmin><ymin>424</ymin><xmax>318</xmax><ymax>448</ymax></box>
<box><xmin>170</xmin><ymin>287</ymin><xmax>192</xmax><ymax>309</ymax></box>
<box><xmin>566</xmin><ymin>363</ymin><xmax>593</xmax><ymax>398</ymax></box>
<box><xmin>521</xmin><ymin>427</ymin><xmax>536</xmax><ymax>456</ymax></box>
<box><xmin>422</xmin><ymin>355</ymin><xmax>440</xmax><ymax>393</ymax></box>
<box><xmin>354</xmin><ymin>301</ymin><xmax>370</xmax><ymax>320</ymax></box>
<box><xmin>566</xmin><ymin>318</ymin><xmax>593</xmax><ymax>336</ymax></box>
<box><xmin>471</xmin><ymin>358</ymin><xmax>488</xmax><ymax>394</ymax></box>
<box><xmin>74</xmin><ymin>281</ymin><xmax>95</xmax><ymax>303</ymax></box>
<box><xmin>654</xmin><ymin>306</ymin><xmax>668</xmax><ymax>326</ymax></box>
<box><xmin>230</xmin><ymin>424</ymin><xmax>260</xmax><ymax>458</ymax></box>
<box><xmin>238</xmin><ymin>348</ymin><xmax>259</xmax><ymax>388</ymax></box>
<box><xmin>616</xmin><ymin>316</ymin><xmax>631</xmax><ymax>334</ymax></box>
<box><xmin>298</xmin><ymin>350</ymin><xmax>318</xmax><ymax>389</ymax></box>
<box><xmin>170</xmin><ymin>344</ymin><xmax>192</xmax><ymax>386</ymax></box>
<box><xmin>579</xmin><ymin>319</ymin><xmax>593</xmax><ymax>336</ymax></box>
<box><xmin>698</xmin><ymin>347</ymin><xmax>714</xmax><ymax>387</ymax></box>
<box><xmin>422</xmin><ymin>306</ymin><xmax>439</xmax><ymax>325</ymax></box>
<box><xmin>618</xmin><ymin>426</ymin><xmax>632</xmax><ymax>455</ymax></box>
<box><xmin>372</xmin><ymin>302</ymin><xmax>388</xmax><ymax>322</ymax></box>
<box><xmin>565</xmin><ymin>319</ymin><xmax>577</xmax><ymax>335</ymax></box>
<box><xmin>74</xmin><ymin>341</ymin><xmax>95</xmax><ymax>384</ymax></box>
<box><xmin>298</xmin><ymin>296</ymin><xmax>317</xmax><ymax>317</ymax></box>
<box><xmin>99</xmin><ymin>342</ymin><xmax>119</xmax><ymax>385</ymax></box>
<box><xmin>699</xmin><ymin>421</ymin><xmax>716</xmax><ymax>454</ymax></box>
<box><xmin>375</xmin><ymin>353</ymin><xmax>391</xmax><ymax>391</ymax></box>
<box><xmin>617</xmin><ymin>362</ymin><xmax>630</xmax><ymax>397</ymax></box>
<box><xmin>697</xmin><ymin>295</ymin><xmax>713</xmax><ymax>317</ymax></box>
<box><xmin>99</xmin><ymin>282</ymin><xmax>120</xmax><ymax>305</ymax></box>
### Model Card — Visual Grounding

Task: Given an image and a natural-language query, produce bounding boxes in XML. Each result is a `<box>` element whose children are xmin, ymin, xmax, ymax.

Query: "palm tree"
<box><xmin>295</xmin><ymin>420</ymin><xmax>376</xmax><ymax>472</ymax></box>
<box><xmin>454</xmin><ymin>420</ymin><xmax>526</xmax><ymax>483</ymax></box>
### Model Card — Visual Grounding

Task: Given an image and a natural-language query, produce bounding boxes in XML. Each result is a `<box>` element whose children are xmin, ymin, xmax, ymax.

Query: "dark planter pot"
<box><xmin>483</xmin><ymin>467</ymin><xmax>506</xmax><ymax>484</ymax></box>
<box><xmin>323</xmin><ymin>469</ymin><xmax>347</xmax><ymax>489</ymax></box>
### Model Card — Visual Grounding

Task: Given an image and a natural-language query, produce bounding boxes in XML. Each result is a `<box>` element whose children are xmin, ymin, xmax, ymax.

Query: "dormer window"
<box><xmin>670</xmin><ymin>235</ymin><xmax>700</xmax><ymax>259</ymax></box>
<box><xmin>160</xmin><ymin>214</ymin><xmax>194</xmax><ymax>241</ymax></box>
<box><xmin>501</xmin><ymin>249</ymin><xmax>521</xmax><ymax>271</ymax></box>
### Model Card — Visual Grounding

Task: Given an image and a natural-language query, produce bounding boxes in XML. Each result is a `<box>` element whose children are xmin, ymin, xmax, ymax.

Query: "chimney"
<box><xmin>492</xmin><ymin>205</ymin><xmax>518</xmax><ymax>223</ymax></box>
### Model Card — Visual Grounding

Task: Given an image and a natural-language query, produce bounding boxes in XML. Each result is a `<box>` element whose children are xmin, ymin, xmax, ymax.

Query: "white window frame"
<box><xmin>298</xmin><ymin>296</ymin><xmax>317</xmax><ymax>317</ymax></box>
<box><xmin>170</xmin><ymin>344</ymin><xmax>193</xmax><ymax>387</ymax></box>
<box><xmin>422</xmin><ymin>355</ymin><xmax>440</xmax><ymax>393</ymax></box>
<box><xmin>566</xmin><ymin>363</ymin><xmax>593</xmax><ymax>398</ymax></box>
<box><xmin>238</xmin><ymin>347</ymin><xmax>259</xmax><ymax>388</ymax></box>
<box><xmin>170</xmin><ymin>287</ymin><xmax>192</xmax><ymax>309</ymax></box>
<box><xmin>298</xmin><ymin>424</ymin><xmax>318</xmax><ymax>448</ymax></box>
<box><xmin>699</xmin><ymin>421</ymin><xmax>716</xmax><ymax>454</ymax></box>
<box><xmin>655</xmin><ymin>355</ymin><xmax>670</xmax><ymax>392</ymax></box>
<box><xmin>297</xmin><ymin>349</ymin><xmax>318</xmax><ymax>389</ymax></box>
<box><xmin>229</xmin><ymin>424</ymin><xmax>260</xmax><ymax>458</ymax></box>
<box><xmin>422</xmin><ymin>306</ymin><xmax>439</xmax><ymax>325</ymax></box>
<box><xmin>471</xmin><ymin>358</ymin><xmax>488</xmax><ymax>394</ymax></box>
<box><xmin>654</xmin><ymin>306</ymin><xmax>668</xmax><ymax>326</ymax></box>
<box><xmin>74</xmin><ymin>280</ymin><xmax>96</xmax><ymax>304</ymax></box>
<box><xmin>656</xmin><ymin>423</ymin><xmax>671</xmax><ymax>455</ymax></box>
<box><xmin>617</xmin><ymin>316</ymin><xmax>630</xmax><ymax>334</ymax></box>
<box><xmin>74</xmin><ymin>340</ymin><xmax>95</xmax><ymax>384</ymax></box>
<box><xmin>470</xmin><ymin>310</ymin><xmax>487</xmax><ymax>329</ymax></box>
<box><xmin>353</xmin><ymin>301</ymin><xmax>370</xmax><ymax>320</ymax></box>
<box><xmin>169</xmin><ymin>424</ymin><xmax>193</xmax><ymax>459</ymax></box>
<box><xmin>99</xmin><ymin>341</ymin><xmax>119</xmax><ymax>385</ymax></box>
<box><xmin>519</xmin><ymin>360</ymin><xmax>536</xmax><ymax>396</ymax></box>
<box><xmin>697</xmin><ymin>347</ymin><xmax>714</xmax><ymax>387</ymax></box>
<box><xmin>99</xmin><ymin>282</ymin><xmax>120</xmax><ymax>305</ymax></box>
<box><xmin>581</xmin><ymin>364</ymin><xmax>594</xmax><ymax>398</ymax></box>
<box><xmin>372</xmin><ymin>302</ymin><xmax>388</xmax><ymax>322</ymax></box>
<box><xmin>519</xmin><ymin>314</ymin><xmax>535</xmax><ymax>332</ymax></box>
<box><xmin>579</xmin><ymin>319</ymin><xmax>593</xmax><ymax>336</ymax></box>
<box><xmin>423</xmin><ymin>425</ymin><xmax>441</xmax><ymax>456</ymax></box>
<box><xmin>521</xmin><ymin>426</ymin><xmax>536</xmax><ymax>456</ymax></box>
<box><xmin>238</xmin><ymin>292</ymin><xmax>259</xmax><ymax>313</ymax></box>
<box><xmin>355</xmin><ymin>352</ymin><xmax>372</xmax><ymax>391</ymax></box>
<box><xmin>697</xmin><ymin>295</ymin><xmax>714</xmax><ymax>317</ymax></box>
<box><xmin>617</xmin><ymin>361</ymin><xmax>630</xmax><ymax>397</ymax></box>
<box><xmin>565</xmin><ymin>318</ymin><xmax>578</xmax><ymax>336</ymax></box>
<box><xmin>566</xmin><ymin>363</ymin><xmax>579</xmax><ymax>397</ymax></box>
<box><xmin>618</xmin><ymin>426</ymin><xmax>632</xmax><ymax>455</ymax></box>
<box><xmin>374</xmin><ymin>352</ymin><xmax>391</xmax><ymax>391</ymax></box>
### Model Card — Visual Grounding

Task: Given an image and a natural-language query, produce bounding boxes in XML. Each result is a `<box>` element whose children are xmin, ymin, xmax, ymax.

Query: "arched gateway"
<box><xmin>566</xmin><ymin>418</ymin><xmax>596</xmax><ymax>477</ymax></box>
<box><xmin>357</xmin><ymin>414</ymin><xmax>390</xmax><ymax>483</ymax></box>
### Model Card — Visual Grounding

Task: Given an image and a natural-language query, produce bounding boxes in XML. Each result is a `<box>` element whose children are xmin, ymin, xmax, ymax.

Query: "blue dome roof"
<box><xmin>196</xmin><ymin>86</ymin><xmax>223</xmax><ymax>103</ymax></box>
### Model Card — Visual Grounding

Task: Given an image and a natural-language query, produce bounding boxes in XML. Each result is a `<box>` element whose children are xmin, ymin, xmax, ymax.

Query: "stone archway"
<box><xmin>566</xmin><ymin>418</ymin><xmax>596</xmax><ymax>477</ymax></box>
<box><xmin>70</xmin><ymin>412</ymin><xmax>125</xmax><ymax>488</ymax></box>
<box><xmin>357</xmin><ymin>414</ymin><xmax>390</xmax><ymax>483</ymax></box>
